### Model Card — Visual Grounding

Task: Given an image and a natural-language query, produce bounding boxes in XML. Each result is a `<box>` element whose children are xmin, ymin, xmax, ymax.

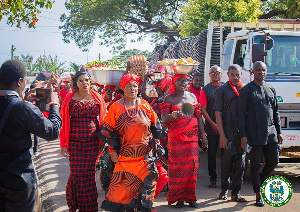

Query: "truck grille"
<box><xmin>289</xmin><ymin>121</ymin><xmax>300</xmax><ymax>128</ymax></box>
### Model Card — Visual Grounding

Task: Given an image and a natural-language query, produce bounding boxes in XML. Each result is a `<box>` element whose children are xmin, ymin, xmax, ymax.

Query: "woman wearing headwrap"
<box><xmin>161</xmin><ymin>74</ymin><xmax>208</xmax><ymax>208</ymax></box>
<box><xmin>99</xmin><ymin>74</ymin><xmax>163</xmax><ymax>212</ymax></box>
<box><xmin>59</xmin><ymin>71</ymin><xmax>106</xmax><ymax>212</ymax></box>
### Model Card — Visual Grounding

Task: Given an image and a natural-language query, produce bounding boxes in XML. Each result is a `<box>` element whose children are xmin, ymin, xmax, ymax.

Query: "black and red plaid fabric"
<box><xmin>66</xmin><ymin>99</ymin><xmax>100</xmax><ymax>212</ymax></box>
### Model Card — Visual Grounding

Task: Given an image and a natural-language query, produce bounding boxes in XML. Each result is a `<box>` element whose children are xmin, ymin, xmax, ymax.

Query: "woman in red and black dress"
<box><xmin>60</xmin><ymin>71</ymin><xmax>106</xmax><ymax>212</ymax></box>
<box><xmin>161</xmin><ymin>74</ymin><xmax>208</xmax><ymax>208</ymax></box>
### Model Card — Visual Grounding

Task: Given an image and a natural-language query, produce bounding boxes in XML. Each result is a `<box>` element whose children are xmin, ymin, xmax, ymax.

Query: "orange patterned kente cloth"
<box><xmin>101</xmin><ymin>99</ymin><xmax>159</xmax><ymax>210</ymax></box>
<box><xmin>160</xmin><ymin>102</ymin><xmax>201</xmax><ymax>205</ymax></box>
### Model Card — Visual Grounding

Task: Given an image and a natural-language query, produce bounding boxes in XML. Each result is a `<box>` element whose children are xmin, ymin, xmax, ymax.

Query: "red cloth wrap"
<box><xmin>169</xmin><ymin>74</ymin><xmax>189</xmax><ymax>94</ymax></box>
<box><xmin>120</xmin><ymin>73</ymin><xmax>142</xmax><ymax>90</ymax></box>
<box><xmin>59</xmin><ymin>89</ymin><xmax>106</xmax><ymax>150</ymax></box>
<box><xmin>158</xmin><ymin>77</ymin><xmax>172</xmax><ymax>92</ymax></box>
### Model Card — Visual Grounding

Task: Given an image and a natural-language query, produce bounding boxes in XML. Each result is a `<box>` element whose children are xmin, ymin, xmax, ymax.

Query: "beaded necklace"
<box><xmin>123</xmin><ymin>98</ymin><xmax>139</xmax><ymax>118</ymax></box>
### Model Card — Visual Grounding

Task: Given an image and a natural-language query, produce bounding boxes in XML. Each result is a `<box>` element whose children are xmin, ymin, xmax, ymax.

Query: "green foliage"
<box><xmin>260</xmin><ymin>0</ymin><xmax>300</xmax><ymax>19</ymax></box>
<box><xmin>60</xmin><ymin>0</ymin><xmax>183</xmax><ymax>53</ymax></box>
<box><xmin>85</xmin><ymin>49</ymin><xmax>152</xmax><ymax>67</ymax></box>
<box><xmin>69</xmin><ymin>61</ymin><xmax>80</xmax><ymax>72</ymax></box>
<box><xmin>0</xmin><ymin>0</ymin><xmax>53</xmax><ymax>28</ymax></box>
<box><xmin>179</xmin><ymin>0</ymin><xmax>299</xmax><ymax>37</ymax></box>
<box><xmin>111</xmin><ymin>49</ymin><xmax>151</xmax><ymax>63</ymax></box>
<box><xmin>31</xmin><ymin>55</ymin><xmax>65</xmax><ymax>75</ymax></box>
<box><xmin>18</xmin><ymin>53</ymin><xmax>34</xmax><ymax>70</ymax></box>
<box><xmin>180</xmin><ymin>0</ymin><xmax>262</xmax><ymax>37</ymax></box>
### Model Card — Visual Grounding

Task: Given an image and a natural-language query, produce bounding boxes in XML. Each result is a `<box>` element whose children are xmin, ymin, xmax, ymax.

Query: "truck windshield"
<box><xmin>254</xmin><ymin>35</ymin><xmax>300</xmax><ymax>75</ymax></box>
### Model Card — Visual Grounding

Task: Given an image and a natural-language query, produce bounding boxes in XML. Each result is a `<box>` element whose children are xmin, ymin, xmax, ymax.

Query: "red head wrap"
<box><xmin>120</xmin><ymin>73</ymin><xmax>142</xmax><ymax>90</ymax></box>
<box><xmin>158</xmin><ymin>77</ymin><xmax>172</xmax><ymax>92</ymax></box>
<box><xmin>169</xmin><ymin>74</ymin><xmax>189</xmax><ymax>94</ymax></box>
<box><xmin>104</xmin><ymin>85</ymin><xmax>116</xmax><ymax>91</ymax></box>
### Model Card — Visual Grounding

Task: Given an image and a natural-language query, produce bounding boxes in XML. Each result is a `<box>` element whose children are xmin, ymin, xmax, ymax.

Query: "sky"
<box><xmin>0</xmin><ymin>1</ymin><xmax>155</xmax><ymax>69</ymax></box>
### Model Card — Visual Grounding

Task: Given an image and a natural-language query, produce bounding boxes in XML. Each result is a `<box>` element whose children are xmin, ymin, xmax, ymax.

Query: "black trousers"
<box><xmin>207</xmin><ymin>135</ymin><xmax>219</xmax><ymax>182</ymax></box>
<box><xmin>0</xmin><ymin>185</ymin><xmax>36</xmax><ymax>212</ymax></box>
<box><xmin>221</xmin><ymin>149</ymin><xmax>245</xmax><ymax>196</ymax></box>
<box><xmin>249</xmin><ymin>142</ymin><xmax>279</xmax><ymax>193</ymax></box>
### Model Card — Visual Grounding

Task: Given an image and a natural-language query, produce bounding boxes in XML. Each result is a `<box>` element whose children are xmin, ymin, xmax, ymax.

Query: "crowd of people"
<box><xmin>0</xmin><ymin>59</ymin><xmax>283</xmax><ymax>212</ymax></box>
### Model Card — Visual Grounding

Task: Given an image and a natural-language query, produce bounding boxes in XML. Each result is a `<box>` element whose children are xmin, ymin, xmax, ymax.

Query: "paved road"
<box><xmin>33</xmin><ymin>139</ymin><xmax>300</xmax><ymax>212</ymax></box>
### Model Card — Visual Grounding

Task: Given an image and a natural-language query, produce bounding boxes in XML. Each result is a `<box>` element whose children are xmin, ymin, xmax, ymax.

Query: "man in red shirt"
<box><xmin>189</xmin><ymin>72</ymin><xmax>203</xmax><ymax>103</ymax></box>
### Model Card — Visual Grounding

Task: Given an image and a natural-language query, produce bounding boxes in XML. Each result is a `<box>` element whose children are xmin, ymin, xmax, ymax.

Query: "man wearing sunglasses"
<box><xmin>199</xmin><ymin>65</ymin><xmax>223</xmax><ymax>188</ymax></box>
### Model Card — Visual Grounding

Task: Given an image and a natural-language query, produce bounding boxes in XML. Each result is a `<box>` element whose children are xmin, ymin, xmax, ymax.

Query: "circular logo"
<box><xmin>261</xmin><ymin>175</ymin><xmax>293</xmax><ymax>207</ymax></box>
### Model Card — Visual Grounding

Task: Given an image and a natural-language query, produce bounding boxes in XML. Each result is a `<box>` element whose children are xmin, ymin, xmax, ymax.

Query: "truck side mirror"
<box><xmin>260</xmin><ymin>36</ymin><xmax>274</xmax><ymax>50</ymax></box>
<box><xmin>252</xmin><ymin>43</ymin><xmax>267</xmax><ymax>63</ymax></box>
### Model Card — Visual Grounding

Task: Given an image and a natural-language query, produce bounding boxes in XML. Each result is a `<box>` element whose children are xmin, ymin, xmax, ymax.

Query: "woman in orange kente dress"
<box><xmin>161</xmin><ymin>74</ymin><xmax>208</xmax><ymax>208</ymax></box>
<box><xmin>60</xmin><ymin>71</ymin><xmax>106</xmax><ymax>212</ymax></box>
<box><xmin>100</xmin><ymin>74</ymin><xmax>163</xmax><ymax>212</ymax></box>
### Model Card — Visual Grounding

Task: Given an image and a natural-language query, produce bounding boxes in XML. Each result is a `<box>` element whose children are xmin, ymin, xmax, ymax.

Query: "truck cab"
<box><xmin>213</xmin><ymin>23</ymin><xmax>300</xmax><ymax>159</ymax></box>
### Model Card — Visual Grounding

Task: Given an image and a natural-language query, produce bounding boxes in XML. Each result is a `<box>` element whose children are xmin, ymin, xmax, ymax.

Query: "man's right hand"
<box><xmin>219</xmin><ymin>135</ymin><xmax>228</xmax><ymax>149</ymax></box>
<box><xmin>241</xmin><ymin>137</ymin><xmax>248</xmax><ymax>151</ymax></box>
<box><xmin>48</xmin><ymin>85</ymin><xmax>59</xmax><ymax>104</ymax></box>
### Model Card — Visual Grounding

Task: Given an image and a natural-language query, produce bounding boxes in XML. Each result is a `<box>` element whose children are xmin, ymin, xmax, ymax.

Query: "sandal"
<box><xmin>231</xmin><ymin>195</ymin><xmax>247</xmax><ymax>202</ymax></box>
<box><xmin>175</xmin><ymin>201</ymin><xmax>184</xmax><ymax>208</ymax></box>
<box><xmin>219</xmin><ymin>190</ymin><xmax>228</xmax><ymax>200</ymax></box>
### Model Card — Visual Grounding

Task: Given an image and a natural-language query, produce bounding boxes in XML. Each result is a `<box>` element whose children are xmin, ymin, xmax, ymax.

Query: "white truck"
<box><xmin>204</xmin><ymin>20</ymin><xmax>300</xmax><ymax>161</ymax></box>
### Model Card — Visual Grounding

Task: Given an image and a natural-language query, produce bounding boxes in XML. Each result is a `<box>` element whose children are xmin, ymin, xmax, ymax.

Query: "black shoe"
<box><xmin>209</xmin><ymin>181</ymin><xmax>217</xmax><ymax>188</ymax></box>
<box><xmin>188</xmin><ymin>202</ymin><xmax>198</xmax><ymax>208</ymax></box>
<box><xmin>175</xmin><ymin>202</ymin><xmax>184</xmax><ymax>208</ymax></box>
<box><xmin>256</xmin><ymin>197</ymin><xmax>265</xmax><ymax>207</ymax></box>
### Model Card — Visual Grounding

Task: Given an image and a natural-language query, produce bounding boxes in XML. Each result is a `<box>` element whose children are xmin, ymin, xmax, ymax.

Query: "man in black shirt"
<box><xmin>200</xmin><ymin>65</ymin><xmax>223</xmax><ymax>188</ymax></box>
<box><xmin>239</xmin><ymin>61</ymin><xmax>283</xmax><ymax>207</ymax></box>
<box><xmin>0</xmin><ymin>60</ymin><xmax>62</xmax><ymax>211</ymax></box>
<box><xmin>214</xmin><ymin>64</ymin><xmax>246</xmax><ymax>202</ymax></box>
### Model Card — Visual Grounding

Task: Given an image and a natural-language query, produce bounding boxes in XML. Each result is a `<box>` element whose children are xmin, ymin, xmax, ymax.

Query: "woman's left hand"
<box><xmin>111</xmin><ymin>152</ymin><xmax>119</xmax><ymax>163</ymax></box>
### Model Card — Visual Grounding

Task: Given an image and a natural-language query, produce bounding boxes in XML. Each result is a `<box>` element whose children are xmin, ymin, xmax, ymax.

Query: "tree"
<box><xmin>69</xmin><ymin>61</ymin><xmax>80</xmax><ymax>72</ymax></box>
<box><xmin>60</xmin><ymin>0</ymin><xmax>183</xmax><ymax>53</ymax></box>
<box><xmin>31</xmin><ymin>55</ymin><xmax>65</xmax><ymax>75</ymax></box>
<box><xmin>259</xmin><ymin>0</ymin><xmax>300</xmax><ymax>19</ymax></box>
<box><xmin>179</xmin><ymin>0</ymin><xmax>261</xmax><ymax>37</ymax></box>
<box><xmin>180</xmin><ymin>0</ymin><xmax>299</xmax><ymax>37</ymax></box>
<box><xmin>0</xmin><ymin>0</ymin><xmax>53</xmax><ymax>28</ymax></box>
<box><xmin>19</xmin><ymin>53</ymin><xmax>34</xmax><ymax>70</ymax></box>
<box><xmin>111</xmin><ymin>49</ymin><xmax>151</xmax><ymax>63</ymax></box>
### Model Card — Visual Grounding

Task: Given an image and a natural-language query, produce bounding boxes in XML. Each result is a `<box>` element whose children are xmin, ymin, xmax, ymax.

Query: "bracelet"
<box><xmin>48</xmin><ymin>102</ymin><xmax>60</xmax><ymax>107</ymax></box>
<box><xmin>107</xmin><ymin>146</ymin><xmax>115</xmax><ymax>154</ymax></box>
<box><xmin>201</xmin><ymin>133</ymin><xmax>207</xmax><ymax>137</ymax></box>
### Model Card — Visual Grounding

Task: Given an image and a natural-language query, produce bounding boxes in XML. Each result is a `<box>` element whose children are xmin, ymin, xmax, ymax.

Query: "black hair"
<box><xmin>0</xmin><ymin>59</ymin><xmax>27</xmax><ymax>87</ymax></box>
<box><xmin>72</xmin><ymin>71</ymin><xmax>90</xmax><ymax>89</ymax></box>
<box><xmin>228</xmin><ymin>64</ymin><xmax>242</xmax><ymax>73</ymax></box>
<box><xmin>193</xmin><ymin>72</ymin><xmax>203</xmax><ymax>79</ymax></box>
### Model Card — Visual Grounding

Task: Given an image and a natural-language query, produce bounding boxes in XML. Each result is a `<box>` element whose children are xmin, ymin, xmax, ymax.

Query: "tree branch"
<box><xmin>259</xmin><ymin>10</ymin><xmax>287</xmax><ymax>19</ymax></box>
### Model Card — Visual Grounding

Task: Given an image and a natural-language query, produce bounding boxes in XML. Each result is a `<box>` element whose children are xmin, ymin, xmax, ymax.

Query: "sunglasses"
<box><xmin>63</xmin><ymin>81</ymin><xmax>71</xmax><ymax>83</ymax></box>
<box><xmin>77</xmin><ymin>79</ymin><xmax>91</xmax><ymax>84</ymax></box>
<box><xmin>209</xmin><ymin>72</ymin><xmax>221</xmax><ymax>76</ymax></box>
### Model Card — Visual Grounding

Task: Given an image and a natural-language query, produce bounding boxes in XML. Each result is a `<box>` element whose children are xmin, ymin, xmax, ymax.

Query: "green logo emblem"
<box><xmin>261</xmin><ymin>175</ymin><xmax>293</xmax><ymax>207</ymax></box>
<box><xmin>276</xmin><ymin>96</ymin><xmax>283</xmax><ymax>102</ymax></box>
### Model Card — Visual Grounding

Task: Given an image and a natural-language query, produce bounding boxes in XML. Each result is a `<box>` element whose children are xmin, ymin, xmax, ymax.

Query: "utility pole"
<box><xmin>11</xmin><ymin>45</ymin><xmax>16</xmax><ymax>59</ymax></box>
<box><xmin>99</xmin><ymin>53</ymin><xmax>101</xmax><ymax>61</ymax></box>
